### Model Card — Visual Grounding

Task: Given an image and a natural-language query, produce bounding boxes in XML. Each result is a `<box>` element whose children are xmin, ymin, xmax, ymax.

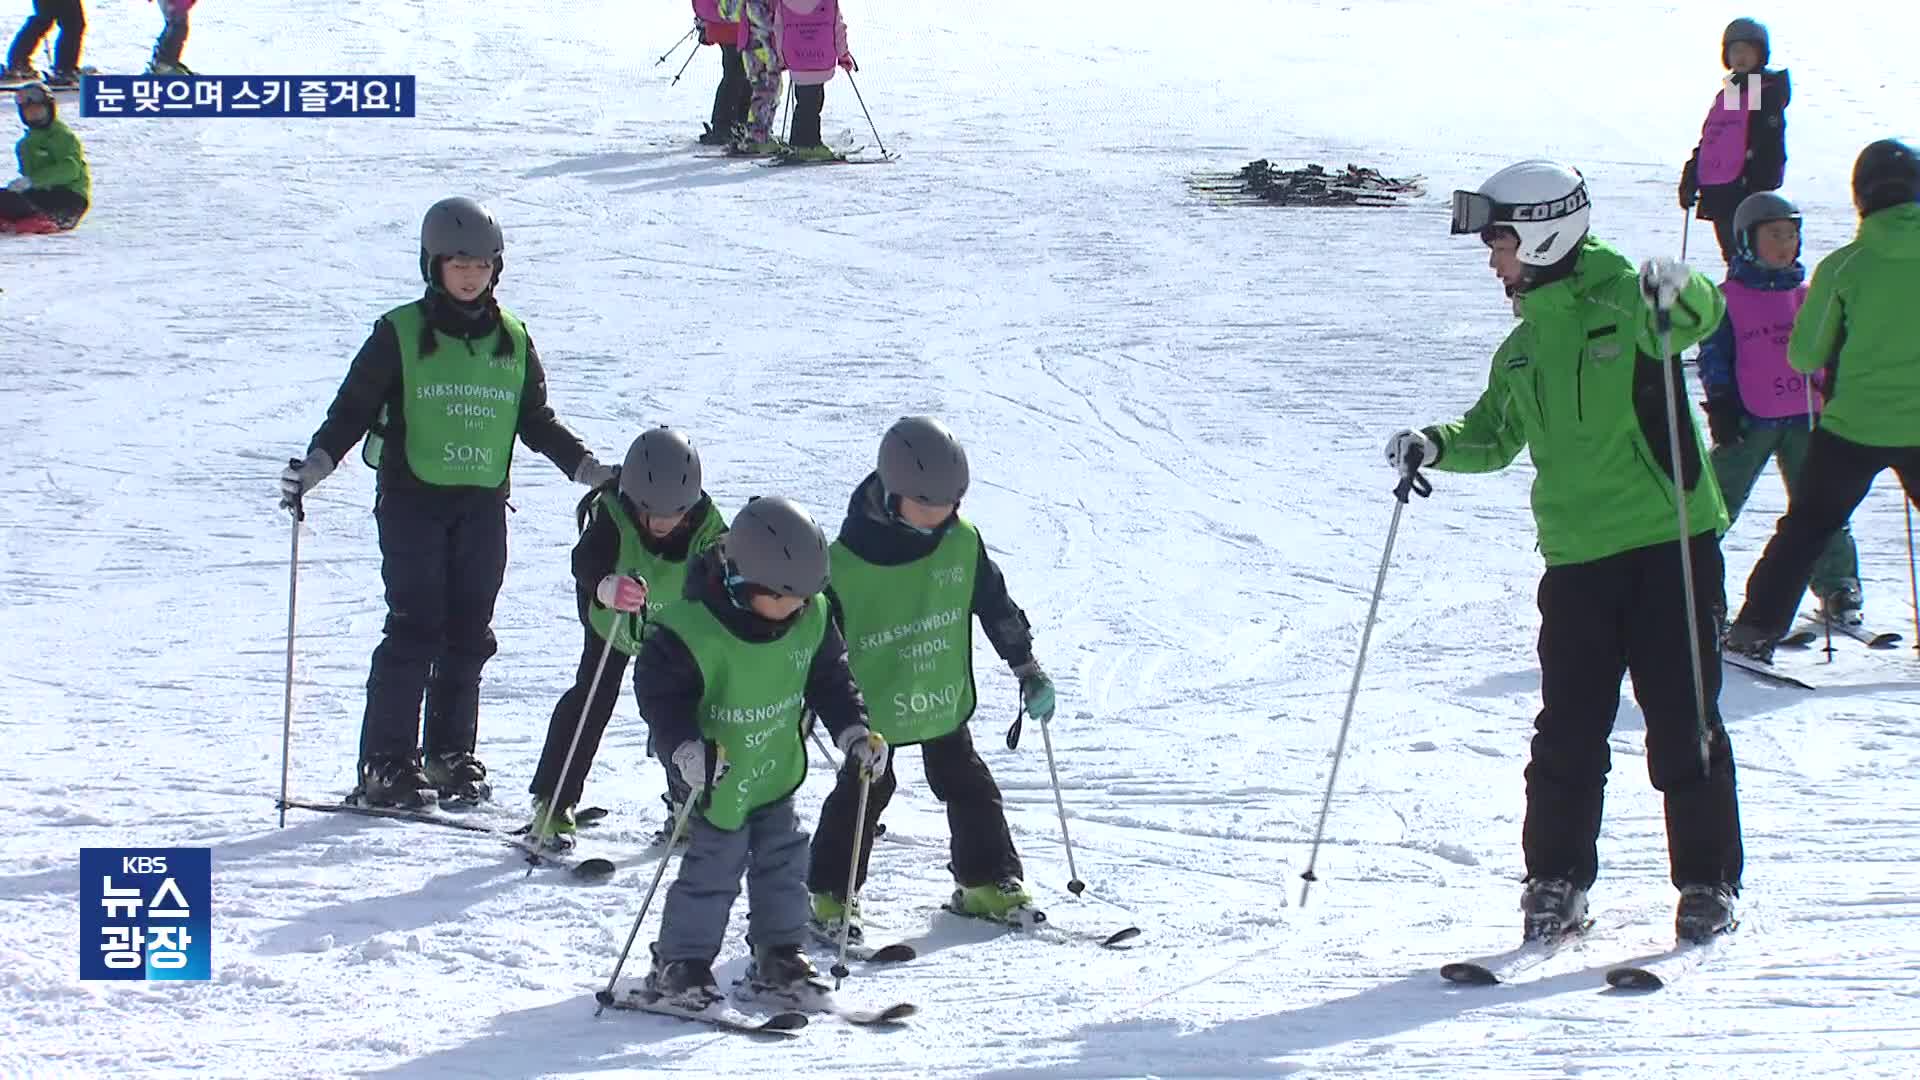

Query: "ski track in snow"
<box><xmin>4</xmin><ymin>1</ymin><xmax>1920</xmax><ymax>1077</ymax></box>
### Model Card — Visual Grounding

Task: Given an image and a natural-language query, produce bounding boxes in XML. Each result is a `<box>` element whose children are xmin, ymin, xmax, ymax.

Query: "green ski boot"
<box><xmin>526</xmin><ymin>798</ymin><xmax>576</xmax><ymax>851</ymax></box>
<box><xmin>950</xmin><ymin>879</ymin><xmax>1042</xmax><ymax>927</ymax></box>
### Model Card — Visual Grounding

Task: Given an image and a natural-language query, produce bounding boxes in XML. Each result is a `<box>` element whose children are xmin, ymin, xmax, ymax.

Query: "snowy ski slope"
<box><xmin>3</xmin><ymin>0</ymin><xmax>1919</xmax><ymax>1076</ymax></box>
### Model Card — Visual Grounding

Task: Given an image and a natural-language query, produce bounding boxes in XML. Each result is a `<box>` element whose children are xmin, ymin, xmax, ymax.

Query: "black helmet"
<box><xmin>418</xmin><ymin>196</ymin><xmax>505</xmax><ymax>289</ymax></box>
<box><xmin>1852</xmin><ymin>138</ymin><xmax>1920</xmax><ymax>218</ymax></box>
<box><xmin>13</xmin><ymin>81</ymin><xmax>54</xmax><ymax>128</ymax></box>
<box><xmin>723</xmin><ymin>497</ymin><xmax>829</xmax><ymax>598</ymax></box>
<box><xmin>619</xmin><ymin>426</ymin><xmax>703</xmax><ymax>516</ymax></box>
<box><xmin>1721</xmin><ymin>17</ymin><xmax>1769</xmax><ymax>68</ymax></box>
<box><xmin>877</xmin><ymin>416</ymin><xmax>970</xmax><ymax>506</ymax></box>
<box><xmin>1731</xmin><ymin>191</ymin><xmax>1802</xmax><ymax>261</ymax></box>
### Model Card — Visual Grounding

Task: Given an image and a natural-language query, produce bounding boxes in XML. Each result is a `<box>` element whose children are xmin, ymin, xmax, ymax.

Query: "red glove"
<box><xmin>596</xmin><ymin>573</ymin><xmax>649</xmax><ymax>613</ymax></box>
<box><xmin>839</xmin><ymin>53</ymin><xmax>857</xmax><ymax>72</ymax></box>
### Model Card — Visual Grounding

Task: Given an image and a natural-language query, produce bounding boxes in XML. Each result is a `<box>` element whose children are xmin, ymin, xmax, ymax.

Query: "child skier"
<box><xmin>1696</xmin><ymin>191</ymin><xmax>1863</xmax><ymax>629</ymax></box>
<box><xmin>807</xmin><ymin>416</ymin><xmax>1058</xmax><ymax>945</ymax></box>
<box><xmin>1</xmin><ymin>81</ymin><xmax>87</xmax><ymax>233</ymax></box>
<box><xmin>633</xmin><ymin>496</ymin><xmax>890</xmax><ymax>1010</ymax></box>
<box><xmin>278</xmin><ymin>196</ymin><xmax>616</xmax><ymax>809</ymax></box>
<box><xmin>1679</xmin><ymin>17</ymin><xmax>1790</xmax><ymax>264</ymax></box>
<box><xmin>1397</xmin><ymin>160</ymin><xmax>1742</xmax><ymax>945</ymax></box>
<box><xmin>148</xmin><ymin>0</ymin><xmax>195</xmax><ymax>75</ymax></box>
<box><xmin>527</xmin><ymin>426</ymin><xmax>727</xmax><ymax>848</ymax></box>
<box><xmin>693</xmin><ymin>0</ymin><xmax>748</xmax><ymax>145</ymax></box>
<box><xmin>1725</xmin><ymin>139</ymin><xmax>1920</xmax><ymax>662</ymax></box>
<box><xmin>721</xmin><ymin>0</ymin><xmax>783</xmax><ymax>154</ymax></box>
<box><xmin>774</xmin><ymin>0</ymin><xmax>855</xmax><ymax>161</ymax></box>
<box><xmin>4</xmin><ymin>1</ymin><xmax>85</xmax><ymax>88</ymax></box>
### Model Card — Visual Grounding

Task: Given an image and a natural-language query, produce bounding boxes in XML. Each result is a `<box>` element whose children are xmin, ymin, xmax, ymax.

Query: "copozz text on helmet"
<box><xmin>1508</xmin><ymin>186</ymin><xmax>1591</xmax><ymax>222</ymax></box>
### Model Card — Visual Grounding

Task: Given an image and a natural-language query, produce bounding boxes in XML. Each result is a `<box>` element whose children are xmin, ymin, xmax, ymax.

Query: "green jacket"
<box><xmin>1787</xmin><ymin>202</ymin><xmax>1920</xmax><ymax>448</ymax></box>
<box><xmin>1424</xmin><ymin>237</ymin><xmax>1731</xmax><ymax>567</ymax></box>
<box><xmin>16</xmin><ymin>119</ymin><xmax>89</xmax><ymax>201</ymax></box>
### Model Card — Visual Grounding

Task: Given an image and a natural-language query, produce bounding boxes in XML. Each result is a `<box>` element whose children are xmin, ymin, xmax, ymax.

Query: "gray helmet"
<box><xmin>619</xmin><ymin>426</ymin><xmax>703</xmax><ymax>515</ymax></box>
<box><xmin>1721</xmin><ymin>17</ymin><xmax>1769</xmax><ymax>67</ymax></box>
<box><xmin>724</xmin><ymin>497</ymin><xmax>829</xmax><ymax>598</ymax></box>
<box><xmin>1853</xmin><ymin>138</ymin><xmax>1920</xmax><ymax>217</ymax></box>
<box><xmin>1732</xmin><ymin>191</ymin><xmax>1802</xmax><ymax>260</ymax></box>
<box><xmin>877</xmin><ymin>416</ymin><xmax>970</xmax><ymax>505</ymax></box>
<box><xmin>418</xmin><ymin>196</ymin><xmax>504</xmax><ymax>286</ymax></box>
<box><xmin>13</xmin><ymin>81</ymin><xmax>54</xmax><ymax>128</ymax></box>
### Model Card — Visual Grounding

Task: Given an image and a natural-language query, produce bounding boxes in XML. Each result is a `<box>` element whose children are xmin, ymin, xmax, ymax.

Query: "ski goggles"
<box><xmin>1449</xmin><ymin>182</ymin><xmax>1590</xmax><ymax>236</ymax></box>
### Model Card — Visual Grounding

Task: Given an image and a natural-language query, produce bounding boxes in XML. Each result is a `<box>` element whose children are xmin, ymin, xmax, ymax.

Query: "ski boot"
<box><xmin>146</xmin><ymin>60</ymin><xmax>195</xmax><ymax>76</ymax></box>
<box><xmin>697</xmin><ymin>121</ymin><xmax>734</xmax><ymax>146</ymax></box>
<box><xmin>737</xmin><ymin>943</ymin><xmax>827</xmax><ymax>1010</ymax></box>
<box><xmin>950</xmin><ymin>878</ymin><xmax>1042</xmax><ymax>927</ymax></box>
<box><xmin>651</xmin><ymin>792</ymin><xmax>691</xmax><ymax>846</ymax></box>
<box><xmin>727</xmin><ymin>136</ymin><xmax>784</xmax><ymax>158</ymax></box>
<box><xmin>353</xmin><ymin>754</ymin><xmax>435</xmax><ymax>809</ymax></box>
<box><xmin>809</xmin><ymin>891</ymin><xmax>863</xmax><ymax>947</ymax></box>
<box><xmin>1722</xmin><ymin>621</ymin><xmax>1777</xmax><ymax>665</ymax></box>
<box><xmin>1</xmin><ymin>65</ymin><xmax>39</xmax><ymax>84</ymax></box>
<box><xmin>424</xmin><ymin>750</ymin><xmax>492</xmax><ymax>808</ymax></box>
<box><xmin>1675</xmin><ymin>883</ymin><xmax>1737</xmax><ymax>943</ymax></box>
<box><xmin>641</xmin><ymin>950</ymin><xmax>723</xmax><ymax>1011</ymax></box>
<box><xmin>526</xmin><ymin>797</ymin><xmax>576</xmax><ymax>852</ymax></box>
<box><xmin>1817</xmin><ymin>580</ymin><xmax>1865</xmax><ymax>626</ymax></box>
<box><xmin>43</xmin><ymin>69</ymin><xmax>81</xmax><ymax>91</ymax></box>
<box><xmin>1519</xmin><ymin>877</ymin><xmax>1589</xmax><ymax>942</ymax></box>
<box><xmin>779</xmin><ymin>143</ymin><xmax>840</xmax><ymax>163</ymax></box>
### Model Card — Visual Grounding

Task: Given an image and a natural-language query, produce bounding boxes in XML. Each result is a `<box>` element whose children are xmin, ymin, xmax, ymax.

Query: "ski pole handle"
<box><xmin>1394</xmin><ymin>446</ymin><xmax>1433</xmax><ymax>503</ymax></box>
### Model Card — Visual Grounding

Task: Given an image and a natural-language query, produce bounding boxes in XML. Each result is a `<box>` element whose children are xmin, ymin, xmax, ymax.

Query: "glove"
<box><xmin>1639</xmin><ymin>257</ymin><xmax>1690</xmax><ymax>312</ymax></box>
<box><xmin>573</xmin><ymin>454</ymin><xmax>616</xmax><ymax>489</ymax></box>
<box><xmin>6</xmin><ymin>176</ymin><xmax>28</xmax><ymax>192</ymax></box>
<box><xmin>1701</xmin><ymin>395</ymin><xmax>1744</xmax><ymax>448</ymax></box>
<box><xmin>595</xmin><ymin>572</ymin><xmax>649</xmax><ymax>613</ymax></box>
<box><xmin>671</xmin><ymin>740</ymin><xmax>729</xmax><ymax>789</ymax></box>
<box><xmin>278</xmin><ymin>449</ymin><xmax>335</xmax><ymax>508</ymax></box>
<box><xmin>835</xmin><ymin>724</ymin><xmax>891</xmax><ymax>777</ymax></box>
<box><xmin>838</xmin><ymin>53</ymin><xmax>857</xmax><ymax>73</ymax></box>
<box><xmin>1678</xmin><ymin>159</ymin><xmax>1698</xmax><ymax>210</ymax></box>
<box><xmin>1012</xmin><ymin>660</ymin><xmax>1055</xmax><ymax>723</ymax></box>
<box><xmin>1385</xmin><ymin>429</ymin><xmax>1435</xmax><ymax>476</ymax></box>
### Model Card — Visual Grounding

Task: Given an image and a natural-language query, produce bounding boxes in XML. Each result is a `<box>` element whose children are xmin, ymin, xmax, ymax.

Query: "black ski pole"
<box><xmin>1299</xmin><ymin>449</ymin><xmax>1431</xmax><ymax>906</ymax></box>
<box><xmin>670</xmin><ymin>43</ymin><xmax>700</xmax><ymax>86</ymax></box>
<box><xmin>656</xmin><ymin>27</ymin><xmax>697</xmax><ymax>65</ymax></box>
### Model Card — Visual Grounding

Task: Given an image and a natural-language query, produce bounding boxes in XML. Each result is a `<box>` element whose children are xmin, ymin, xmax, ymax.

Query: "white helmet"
<box><xmin>1450</xmin><ymin>160</ymin><xmax>1591</xmax><ymax>267</ymax></box>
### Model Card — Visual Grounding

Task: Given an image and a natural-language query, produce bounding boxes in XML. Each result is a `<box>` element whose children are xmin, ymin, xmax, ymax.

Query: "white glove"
<box><xmin>671</xmin><ymin>740</ymin><xmax>729</xmax><ymax>789</ymax></box>
<box><xmin>278</xmin><ymin>449</ymin><xmax>335</xmax><ymax>508</ymax></box>
<box><xmin>835</xmin><ymin>725</ymin><xmax>891</xmax><ymax>778</ymax></box>
<box><xmin>6</xmin><ymin>176</ymin><xmax>28</xmax><ymax>192</ymax></box>
<box><xmin>573</xmin><ymin>454</ymin><xmax>615</xmax><ymax>488</ymax></box>
<box><xmin>1385</xmin><ymin>429</ymin><xmax>1434</xmax><ymax>476</ymax></box>
<box><xmin>1639</xmin><ymin>256</ymin><xmax>1690</xmax><ymax>312</ymax></box>
<box><xmin>595</xmin><ymin>572</ymin><xmax>648</xmax><ymax>613</ymax></box>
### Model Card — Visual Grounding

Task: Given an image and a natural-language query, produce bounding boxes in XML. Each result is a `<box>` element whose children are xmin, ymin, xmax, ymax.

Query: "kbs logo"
<box><xmin>80</xmin><ymin>848</ymin><xmax>211</xmax><ymax>981</ymax></box>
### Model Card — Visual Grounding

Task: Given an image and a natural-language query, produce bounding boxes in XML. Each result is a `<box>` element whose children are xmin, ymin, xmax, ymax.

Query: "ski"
<box><xmin>279</xmin><ymin>797</ymin><xmax>616</xmax><ymax>881</ymax></box>
<box><xmin>1797</xmin><ymin>612</ymin><xmax>1903</xmax><ymax>649</ymax></box>
<box><xmin>1440</xmin><ymin>919</ymin><xmax>1595</xmax><ymax>986</ymax></box>
<box><xmin>1604</xmin><ymin>925</ymin><xmax>1737</xmax><ymax>992</ymax></box>
<box><xmin>606</xmin><ymin>990</ymin><xmax>808</xmax><ymax>1035</ymax></box>
<box><xmin>757</xmin><ymin>149</ymin><xmax>899</xmax><ymax>168</ymax></box>
<box><xmin>805</xmin><ymin>921</ymin><xmax>916</xmax><ymax>963</ymax></box>
<box><xmin>735</xmin><ymin>979</ymin><xmax>917</xmax><ymax>1026</ymax></box>
<box><xmin>2</xmin><ymin>66</ymin><xmax>101</xmax><ymax>93</ymax></box>
<box><xmin>938</xmin><ymin>901</ymin><xmax>1142</xmax><ymax>948</ymax></box>
<box><xmin>1721</xmin><ymin>651</ymin><xmax>1816</xmax><ymax>690</ymax></box>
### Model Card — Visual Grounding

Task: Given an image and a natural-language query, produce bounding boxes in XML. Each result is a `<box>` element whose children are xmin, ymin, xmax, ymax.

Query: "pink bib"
<box><xmin>776</xmin><ymin>0</ymin><xmax>839</xmax><ymax>74</ymax></box>
<box><xmin>1723</xmin><ymin>278</ymin><xmax>1814</xmax><ymax>418</ymax></box>
<box><xmin>1695</xmin><ymin>87</ymin><xmax>1751</xmax><ymax>186</ymax></box>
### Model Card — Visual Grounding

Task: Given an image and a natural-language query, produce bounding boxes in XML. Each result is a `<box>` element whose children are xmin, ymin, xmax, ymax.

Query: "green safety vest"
<box><xmin>828</xmin><ymin>520</ymin><xmax>980</xmax><ymax>746</ymax></box>
<box><xmin>362</xmin><ymin>301</ymin><xmax>527</xmax><ymax>488</ymax></box>
<box><xmin>586</xmin><ymin>495</ymin><xmax>728</xmax><ymax>655</ymax></box>
<box><xmin>652</xmin><ymin>594</ymin><xmax>826</xmax><ymax>831</ymax></box>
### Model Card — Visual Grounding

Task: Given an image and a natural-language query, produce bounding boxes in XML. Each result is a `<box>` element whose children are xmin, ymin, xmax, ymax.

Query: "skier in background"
<box><xmin>806</xmin><ymin>416</ymin><xmax>1058</xmax><ymax>945</ymax></box>
<box><xmin>148</xmin><ymin>0</ymin><xmax>195</xmax><ymax>75</ymax></box>
<box><xmin>1723</xmin><ymin>139</ymin><xmax>1920</xmax><ymax>662</ymax></box>
<box><xmin>1679</xmin><ymin>17</ymin><xmax>1790</xmax><ymax>263</ymax></box>
<box><xmin>4</xmin><ymin>0</ymin><xmax>85</xmax><ymax>87</ymax></box>
<box><xmin>1695</xmin><ymin>191</ymin><xmax>1863</xmax><ymax>631</ymax></box>
<box><xmin>773</xmin><ymin>0</ymin><xmax>855</xmax><ymax>161</ymax></box>
<box><xmin>693</xmin><ymin>0</ymin><xmax>748</xmax><ymax>145</ymax></box>
<box><xmin>278</xmin><ymin>196</ymin><xmax>616</xmax><ymax>810</ymax></box>
<box><xmin>721</xmin><ymin>0</ymin><xmax>784</xmax><ymax>154</ymax></box>
<box><xmin>1392</xmin><ymin>159</ymin><xmax>1743</xmax><ymax>945</ymax></box>
<box><xmin>527</xmin><ymin>426</ymin><xmax>727</xmax><ymax>849</ymax></box>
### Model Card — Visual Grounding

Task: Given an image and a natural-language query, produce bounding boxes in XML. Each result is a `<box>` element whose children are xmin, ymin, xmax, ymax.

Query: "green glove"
<box><xmin>1014</xmin><ymin>661</ymin><xmax>1055</xmax><ymax>722</ymax></box>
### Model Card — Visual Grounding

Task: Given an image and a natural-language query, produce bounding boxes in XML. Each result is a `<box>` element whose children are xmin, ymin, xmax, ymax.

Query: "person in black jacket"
<box><xmin>1679</xmin><ymin>17</ymin><xmax>1790</xmax><ymax>264</ymax></box>
<box><xmin>5</xmin><ymin>0</ymin><xmax>85</xmax><ymax>86</ymax></box>
<box><xmin>278</xmin><ymin>196</ymin><xmax>615</xmax><ymax>809</ymax></box>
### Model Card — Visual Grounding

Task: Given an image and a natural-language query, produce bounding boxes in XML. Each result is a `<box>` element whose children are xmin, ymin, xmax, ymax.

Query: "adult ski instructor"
<box><xmin>278</xmin><ymin>196</ymin><xmax>617</xmax><ymax>810</ymax></box>
<box><xmin>1386</xmin><ymin>160</ymin><xmax>1745</xmax><ymax>945</ymax></box>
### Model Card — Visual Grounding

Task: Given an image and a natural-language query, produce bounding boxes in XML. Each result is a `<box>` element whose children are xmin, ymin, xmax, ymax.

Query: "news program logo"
<box><xmin>80</xmin><ymin>848</ymin><xmax>211</xmax><ymax>981</ymax></box>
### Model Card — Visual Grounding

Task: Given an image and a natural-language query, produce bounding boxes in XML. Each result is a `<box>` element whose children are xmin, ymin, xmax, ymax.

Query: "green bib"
<box><xmin>829</xmin><ymin>520</ymin><xmax>980</xmax><ymax>746</ymax></box>
<box><xmin>364</xmin><ymin>302</ymin><xmax>527</xmax><ymax>488</ymax></box>
<box><xmin>653</xmin><ymin>595</ymin><xmax>826</xmax><ymax>830</ymax></box>
<box><xmin>586</xmin><ymin>496</ymin><xmax>728</xmax><ymax>655</ymax></box>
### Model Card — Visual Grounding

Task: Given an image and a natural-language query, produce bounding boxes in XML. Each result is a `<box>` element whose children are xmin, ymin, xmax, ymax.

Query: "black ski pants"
<box><xmin>7</xmin><ymin>0</ymin><xmax>83</xmax><ymax>73</ymax></box>
<box><xmin>807</xmin><ymin>722</ymin><xmax>1021</xmax><ymax>900</ymax></box>
<box><xmin>528</xmin><ymin>589</ymin><xmax>685</xmax><ymax>809</ymax></box>
<box><xmin>359</xmin><ymin>488</ymin><xmax>508</xmax><ymax>765</ymax></box>
<box><xmin>0</xmin><ymin>187</ymin><xmax>86</xmax><ymax>225</ymax></box>
<box><xmin>790</xmin><ymin>84</ymin><xmax>825</xmax><ymax>148</ymax></box>
<box><xmin>708</xmin><ymin>44</ymin><xmax>749</xmax><ymax>137</ymax></box>
<box><xmin>1526</xmin><ymin>532</ymin><xmax>1744</xmax><ymax>894</ymax></box>
<box><xmin>1733</xmin><ymin>428</ymin><xmax>1920</xmax><ymax>636</ymax></box>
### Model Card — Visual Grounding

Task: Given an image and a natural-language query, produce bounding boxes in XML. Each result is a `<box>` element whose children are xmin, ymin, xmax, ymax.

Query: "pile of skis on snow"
<box><xmin>1187</xmin><ymin>160</ymin><xmax>1426</xmax><ymax>207</ymax></box>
